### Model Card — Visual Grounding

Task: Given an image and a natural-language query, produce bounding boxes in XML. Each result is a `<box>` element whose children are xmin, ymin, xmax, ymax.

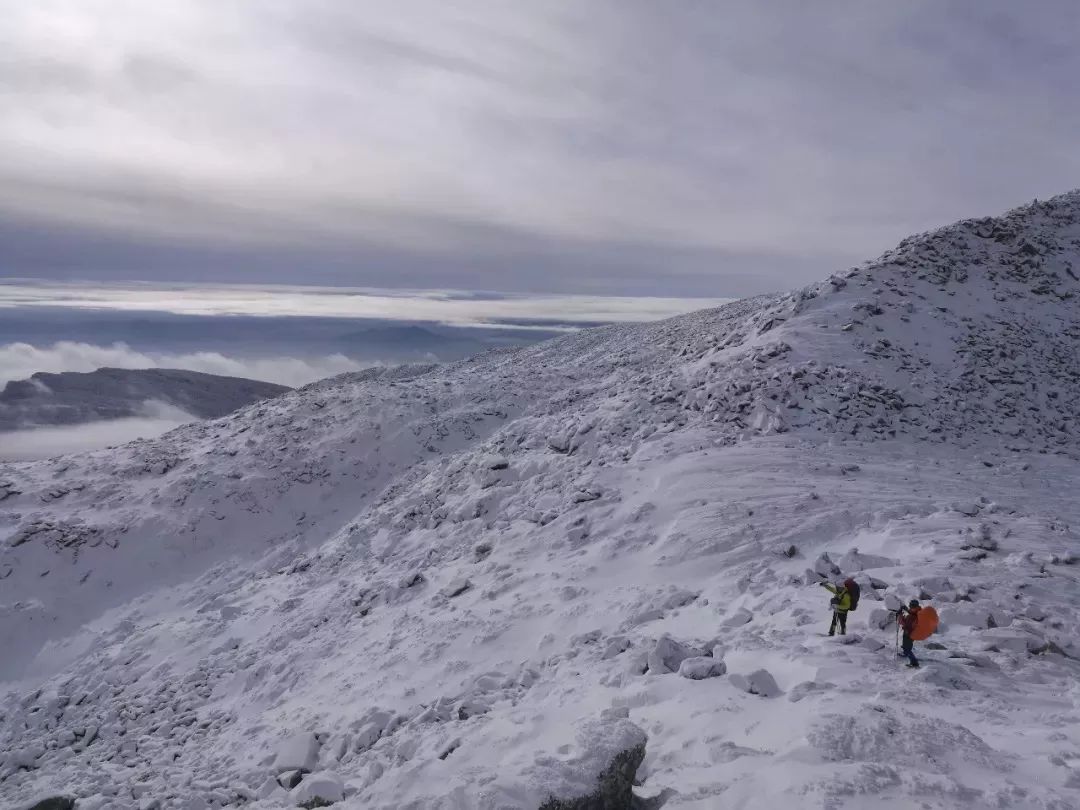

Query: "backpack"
<box><xmin>910</xmin><ymin>606</ymin><xmax>939</xmax><ymax>641</ymax></box>
<box><xmin>844</xmin><ymin>579</ymin><xmax>861</xmax><ymax>612</ymax></box>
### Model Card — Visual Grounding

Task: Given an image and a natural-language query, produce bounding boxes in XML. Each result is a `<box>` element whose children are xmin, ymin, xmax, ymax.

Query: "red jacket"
<box><xmin>899</xmin><ymin>607</ymin><xmax>920</xmax><ymax>635</ymax></box>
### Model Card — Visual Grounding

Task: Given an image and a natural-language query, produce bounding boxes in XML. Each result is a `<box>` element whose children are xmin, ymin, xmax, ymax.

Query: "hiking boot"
<box><xmin>905</xmin><ymin>662</ymin><xmax>920</xmax><ymax>669</ymax></box>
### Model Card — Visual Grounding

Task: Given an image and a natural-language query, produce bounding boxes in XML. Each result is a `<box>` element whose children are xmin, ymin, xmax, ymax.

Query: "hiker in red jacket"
<box><xmin>897</xmin><ymin>600</ymin><xmax>921</xmax><ymax>668</ymax></box>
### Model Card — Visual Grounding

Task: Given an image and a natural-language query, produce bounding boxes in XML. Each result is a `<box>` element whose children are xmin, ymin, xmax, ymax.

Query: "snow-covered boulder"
<box><xmin>526</xmin><ymin>719</ymin><xmax>647</xmax><ymax>810</ymax></box>
<box><xmin>941</xmin><ymin>605</ymin><xmax>994</xmax><ymax>629</ymax></box>
<box><xmin>729</xmin><ymin>669</ymin><xmax>782</xmax><ymax>697</ymax></box>
<box><xmin>838</xmin><ymin>548</ymin><xmax>895</xmax><ymax>571</ymax></box>
<box><xmin>721</xmin><ymin>607</ymin><xmax>753</xmax><ymax>628</ymax></box>
<box><xmin>788</xmin><ymin>680</ymin><xmax>835</xmax><ymax>703</ymax></box>
<box><xmin>978</xmin><ymin>628</ymin><xmax>1045</xmax><ymax>654</ymax></box>
<box><xmin>441</xmin><ymin>577</ymin><xmax>471</xmax><ymax>598</ymax></box>
<box><xmin>867</xmin><ymin>608</ymin><xmax>894</xmax><ymax>630</ymax></box>
<box><xmin>814</xmin><ymin>553</ymin><xmax>841</xmax><ymax>578</ymax></box>
<box><xmin>662</xmin><ymin>589</ymin><xmax>699</xmax><ymax>610</ymax></box>
<box><xmin>913</xmin><ymin>576</ymin><xmax>953</xmax><ymax>597</ymax></box>
<box><xmin>646</xmin><ymin>635</ymin><xmax>702</xmax><ymax>674</ymax></box>
<box><xmin>601</xmin><ymin>636</ymin><xmax>631</xmax><ymax>660</ymax></box>
<box><xmin>21</xmin><ymin>798</ymin><xmax>75</xmax><ymax>810</ymax></box>
<box><xmin>290</xmin><ymin>770</ymin><xmax>344</xmax><ymax>806</ymax></box>
<box><xmin>273</xmin><ymin>732</ymin><xmax>319</xmax><ymax>774</ymax></box>
<box><xmin>678</xmin><ymin>657</ymin><xmax>727</xmax><ymax>680</ymax></box>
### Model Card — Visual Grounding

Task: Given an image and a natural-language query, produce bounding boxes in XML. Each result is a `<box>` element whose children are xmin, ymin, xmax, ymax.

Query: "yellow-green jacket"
<box><xmin>822</xmin><ymin>582</ymin><xmax>852</xmax><ymax>612</ymax></box>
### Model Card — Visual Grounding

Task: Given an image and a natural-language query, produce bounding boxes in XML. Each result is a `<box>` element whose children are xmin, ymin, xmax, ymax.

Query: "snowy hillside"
<box><xmin>2</xmin><ymin>192</ymin><xmax>1080</xmax><ymax>809</ymax></box>
<box><xmin>0</xmin><ymin>368</ymin><xmax>290</xmax><ymax>432</ymax></box>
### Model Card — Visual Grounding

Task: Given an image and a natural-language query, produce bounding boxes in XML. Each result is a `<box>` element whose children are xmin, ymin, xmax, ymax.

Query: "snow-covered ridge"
<box><xmin>0</xmin><ymin>367</ymin><xmax>290</xmax><ymax>433</ymax></box>
<box><xmin>2</xmin><ymin>191</ymin><xmax>1080</xmax><ymax>809</ymax></box>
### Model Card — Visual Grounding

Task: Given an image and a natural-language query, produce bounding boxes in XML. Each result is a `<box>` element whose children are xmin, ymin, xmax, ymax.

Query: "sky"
<box><xmin>3</xmin><ymin>1</ymin><xmax>1079</xmax><ymax>297</ymax></box>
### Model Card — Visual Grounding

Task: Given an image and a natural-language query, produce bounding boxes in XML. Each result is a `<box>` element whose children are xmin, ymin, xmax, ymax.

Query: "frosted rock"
<box><xmin>867</xmin><ymin>608</ymin><xmax>894</xmax><ymax>630</ymax></box>
<box><xmin>729</xmin><ymin>669</ymin><xmax>782</xmax><ymax>697</ymax></box>
<box><xmin>257</xmin><ymin>778</ymin><xmax>283</xmax><ymax>799</ymax></box>
<box><xmin>601</xmin><ymin>636</ymin><xmax>631</xmax><ymax>660</ymax></box>
<box><xmin>441</xmin><ymin>577</ymin><xmax>471</xmax><ymax>598</ymax></box>
<box><xmin>913</xmin><ymin>576</ymin><xmax>953</xmax><ymax>597</ymax></box>
<box><xmin>813</xmin><ymin>553</ymin><xmax>841</xmax><ymax>578</ymax></box>
<box><xmin>22</xmin><ymin>798</ymin><xmax>75</xmax><ymax>810</ymax></box>
<box><xmin>626</xmin><ymin>608</ymin><xmax>666</xmax><ymax>627</ymax></box>
<box><xmin>662</xmin><ymin>589</ymin><xmax>699</xmax><ymax>610</ymax></box>
<box><xmin>646</xmin><ymin>635</ymin><xmax>701</xmax><ymax>674</ymax></box>
<box><xmin>522</xmin><ymin>718</ymin><xmax>647</xmax><ymax>809</ymax></box>
<box><xmin>979</xmin><ymin>628</ymin><xmax>1044</xmax><ymax>654</ymax></box>
<box><xmin>678</xmin><ymin>657</ymin><xmax>727</xmax><ymax>680</ymax></box>
<box><xmin>788</xmin><ymin>681</ymin><xmax>835</xmax><ymax>703</ymax></box>
<box><xmin>277</xmin><ymin>770</ymin><xmax>303</xmax><ymax>789</ymax></box>
<box><xmin>941</xmin><ymin>605</ymin><xmax>994</xmax><ymax>628</ymax></box>
<box><xmin>953</xmin><ymin>502</ymin><xmax>981</xmax><ymax>516</ymax></box>
<box><xmin>290</xmin><ymin>770</ymin><xmax>345</xmax><ymax>806</ymax></box>
<box><xmin>838</xmin><ymin>549</ymin><xmax>895</xmax><ymax>571</ymax></box>
<box><xmin>722</xmin><ymin>607</ymin><xmax>753</xmax><ymax>628</ymax></box>
<box><xmin>273</xmin><ymin>732</ymin><xmax>319</xmax><ymax>774</ymax></box>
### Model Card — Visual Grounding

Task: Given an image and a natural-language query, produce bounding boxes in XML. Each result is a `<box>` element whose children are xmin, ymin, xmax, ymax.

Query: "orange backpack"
<box><xmin>909</xmin><ymin>606</ymin><xmax>939</xmax><ymax>641</ymax></box>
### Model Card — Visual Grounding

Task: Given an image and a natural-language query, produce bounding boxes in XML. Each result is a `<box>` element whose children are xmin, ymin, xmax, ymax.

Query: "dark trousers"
<box><xmin>902</xmin><ymin>633</ymin><xmax>919</xmax><ymax>666</ymax></box>
<box><xmin>828</xmin><ymin>610</ymin><xmax>847</xmax><ymax>635</ymax></box>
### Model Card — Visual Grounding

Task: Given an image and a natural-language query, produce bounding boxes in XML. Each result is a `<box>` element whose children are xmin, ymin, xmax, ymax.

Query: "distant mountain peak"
<box><xmin>0</xmin><ymin>367</ymin><xmax>290</xmax><ymax>431</ymax></box>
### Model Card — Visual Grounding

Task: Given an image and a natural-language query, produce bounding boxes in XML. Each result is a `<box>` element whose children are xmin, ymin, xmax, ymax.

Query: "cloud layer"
<box><xmin>0</xmin><ymin>341</ymin><xmax>364</xmax><ymax>388</ymax></box>
<box><xmin>2</xmin><ymin>2</ymin><xmax>1078</xmax><ymax>294</ymax></box>
<box><xmin>0</xmin><ymin>281</ymin><xmax>731</xmax><ymax>325</ymax></box>
<box><xmin>0</xmin><ymin>416</ymin><xmax>191</xmax><ymax>461</ymax></box>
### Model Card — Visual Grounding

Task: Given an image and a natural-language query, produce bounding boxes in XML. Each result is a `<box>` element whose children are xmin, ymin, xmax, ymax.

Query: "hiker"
<box><xmin>819</xmin><ymin>578</ymin><xmax>858</xmax><ymax>636</ymax></box>
<box><xmin>897</xmin><ymin>599</ymin><xmax>921</xmax><ymax>668</ymax></box>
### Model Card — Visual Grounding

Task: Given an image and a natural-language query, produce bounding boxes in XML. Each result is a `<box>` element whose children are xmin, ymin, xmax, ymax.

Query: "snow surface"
<box><xmin>2</xmin><ymin>192</ymin><xmax>1080</xmax><ymax>808</ymax></box>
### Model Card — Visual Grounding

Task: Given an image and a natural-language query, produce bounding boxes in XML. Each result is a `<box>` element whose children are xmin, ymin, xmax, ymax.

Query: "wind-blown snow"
<box><xmin>2</xmin><ymin>192</ymin><xmax>1080</xmax><ymax>808</ymax></box>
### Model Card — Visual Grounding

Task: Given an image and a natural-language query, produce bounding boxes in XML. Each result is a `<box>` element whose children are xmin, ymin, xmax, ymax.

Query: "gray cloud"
<box><xmin>1</xmin><ymin>1</ymin><xmax>1078</xmax><ymax>295</ymax></box>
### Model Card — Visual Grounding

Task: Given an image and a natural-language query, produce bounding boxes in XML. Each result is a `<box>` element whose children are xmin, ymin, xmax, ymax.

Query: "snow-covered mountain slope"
<box><xmin>2</xmin><ymin>192</ymin><xmax>1080</xmax><ymax>809</ymax></box>
<box><xmin>0</xmin><ymin>368</ymin><xmax>290</xmax><ymax>432</ymax></box>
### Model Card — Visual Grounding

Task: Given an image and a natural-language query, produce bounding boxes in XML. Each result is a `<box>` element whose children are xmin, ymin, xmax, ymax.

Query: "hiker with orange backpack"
<box><xmin>897</xmin><ymin>599</ymin><xmax>923</xmax><ymax>668</ymax></box>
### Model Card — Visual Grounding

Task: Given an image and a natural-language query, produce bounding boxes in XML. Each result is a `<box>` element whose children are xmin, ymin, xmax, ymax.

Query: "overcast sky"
<box><xmin>2</xmin><ymin>1</ymin><xmax>1078</xmax><ymax>296</ymax></box>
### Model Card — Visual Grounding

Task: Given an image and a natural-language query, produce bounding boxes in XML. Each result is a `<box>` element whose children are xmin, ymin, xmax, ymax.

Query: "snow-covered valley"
<box><xmin>3</xmin><ymin>192</ymin><xmax>1080</xmax><ymax>809</ymax></box>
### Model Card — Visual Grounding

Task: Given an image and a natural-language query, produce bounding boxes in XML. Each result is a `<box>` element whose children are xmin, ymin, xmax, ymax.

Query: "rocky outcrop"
<box><xmin>537</xmin><ymin>723</ymin><xmax>647</xmax><ymax>810</ymax></box>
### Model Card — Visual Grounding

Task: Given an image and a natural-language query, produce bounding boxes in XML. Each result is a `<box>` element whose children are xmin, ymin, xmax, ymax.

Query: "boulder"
<box><xmin>600</xmin><ymin>637</ymin><xmax>631</xmax><ymax>660</ymax></box>
<box><xmin>721</xmin><ymin>607</ymin><xmax>753</xmax><ymax>628</ymax></box>
<box><xmin>787</xmin><ymin>680</ymin><xmax>835</xmax><ymax>703</ymax></box>
<box><xmin>277</xmin><ymin>770</ymin><xmax>303</xmax><ymax>789</ymax></box>
<box><xmin>441</xmin><ymin>578</ymin><xmax>471</xmax><ymax>598</ymax></box>
<box><xmin>814</xmin><ymin>553</ymin><xmax>841</xmax><ymax>578</ymax></box>
<box><xmin>534</xmin><ymin>719</ymin><xmax>647</xmax><ymax>810</ymax></box>
<box><xmin>678</xmin><ymin>657</ymin><xmax>727</xmax><ymax>680</ymax></box>
<box><xmin>273</xmin><ymin>732</ymin><xmax>320</xmax><ymax>774</ymax></box>
<box><xmin>662</xmin><ymin>589</ymin><xmax>699</xmax><ymax>610</ymax></box>
<box><xmin>838</xmin><ymin>549</ymin><xmax>895</xmax><ymax>571</ymax></box>
<box><xmin>941</xmin><ymin>605</ymin><xmax>994</xmax><ymax>629</ymax></box>
<box><xmin>290</xmin><ymin>770</ymin><xmax>345</xmax><ymax>806</ymax></box>
<box><xmin>646</xmin><ymin>635</ymin><xmax>702</xmax><ymax>674</ymax></box>
<box><xmin>868</xmin><ymin>608</ymin><xmax>894</xmax><ymax>630</ymax></box>
<box><xmin>979</xmin><ymin>628</ymin><xmax>1045</xmax><ymax>654</ymax></box>
<box><xmin>729</xmin><ymin>669</ymin><xmax>782</xmax><ymax>698</ymax></box>
<box><xmin>24</xmin><ymin>799</ymin><xmax>76</xmax><ymax>810</ymax></box>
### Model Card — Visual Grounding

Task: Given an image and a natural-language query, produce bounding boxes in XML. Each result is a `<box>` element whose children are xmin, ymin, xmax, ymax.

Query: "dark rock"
<box><xmin>538</xmin><ymin>740</ymin><xmax>647</xmax><ymax>810</ymax></box>
<box><xmin>26</xmin><ymin>799</ymin><xmax>76</xmax><ymax>810</ymax></box>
